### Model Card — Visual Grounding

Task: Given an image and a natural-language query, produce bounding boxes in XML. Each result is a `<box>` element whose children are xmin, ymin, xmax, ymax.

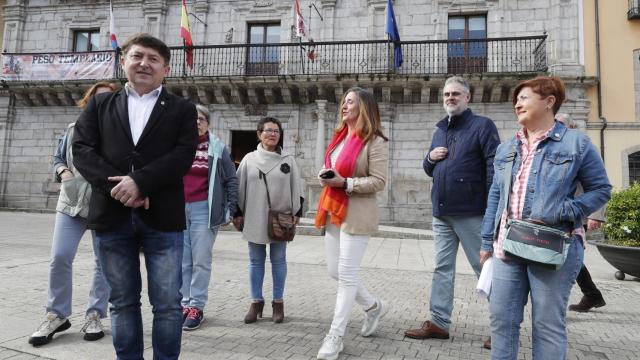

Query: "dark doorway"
<box><xmin>231</xmin><ymin>130</ymin><xmax>258</xmax><ymax>168</ymax></box>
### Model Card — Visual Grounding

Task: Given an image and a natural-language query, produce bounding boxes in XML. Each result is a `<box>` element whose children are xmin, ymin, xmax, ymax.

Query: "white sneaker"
<box><xmin>28</xmin><ymin>312</ymin><xmax>71</xmax><ymax>346</ymax></box>
<box><xmin>360</xmin><ymin>299</ymin><xmax>388</xmax><ymax>337</ymax></box>
<box><xmin>317</xmin><ymin>334</ymin><xmax>343</xmax><ymax>360</ymax></box>
<box><xmin>81</xmin><ymin>310</ymin><xmax>105</xmax><ymax>341</ymax></box>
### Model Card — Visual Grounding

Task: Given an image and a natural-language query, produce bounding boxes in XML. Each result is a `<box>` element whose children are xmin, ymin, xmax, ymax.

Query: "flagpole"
<box><xmin>300</xmin><ymin>37</ymin><xmax>306</xmax><ymax>75</ymax></box>
<box><xmin>114</xmin><ymin>47</ymin><xmax>121</xmax><ymax>79</ymax></box>
<box><xmin>387</xmin><ymin>33</ymin><xmax>393</xmax><ymax>73</ymax></box>
<box><xmin>183</xmin><ymin>39</ymin><xmax>187</xmax><ymax>77</ymax></box>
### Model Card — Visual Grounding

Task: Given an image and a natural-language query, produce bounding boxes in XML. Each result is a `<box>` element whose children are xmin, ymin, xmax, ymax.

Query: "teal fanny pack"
<box><xmin>503</xmin><ymin>219</ymin><xmax>571</xmax><ymax>269</ymax></box>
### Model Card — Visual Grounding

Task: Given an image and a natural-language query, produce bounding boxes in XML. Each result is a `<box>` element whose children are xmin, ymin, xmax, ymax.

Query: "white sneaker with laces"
<box><xmin>317</xmin><ymin>334</ymin><xmax>343</xmax><ymax>360</ymax></box>
<box><xmin>360</xmin><ymin>299</ymin><xmax>388</xmax><ymax>337</ymax></box>
<box><xmin>81</xmin><ymin>310</ymin><xmax>105</xmax><ymax>341</ymax></box>
<box><xmin>28</xmin><ymin>312</ymin><xmax>71</xmax><ymax>346</ymax></box>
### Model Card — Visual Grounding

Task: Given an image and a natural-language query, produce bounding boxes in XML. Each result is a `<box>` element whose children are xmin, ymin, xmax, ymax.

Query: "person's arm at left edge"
<box><xmin>557</xmin><ymin>138</ymin><xmax>611</xmax><ymax>224</ymax></box>
<box><xmin>480</xmin><ymin>118</ymin><xmax>501</xmax><ymax>193</ymax></box>
<box><xmin>220</xmin><ymin>146</ymin><xmax>239</xmax><ymax>223</ymax></box>
<box><xmin>289</xmin><ymin>158</ymin><xmax>305</xmax><ymax>223</ymax></box>
<box><xmin>127</xmin><ymin>101</ymin><xmax>198</xmax><ymax>198</ymax></box>
<box><xmin>53</xmin><ymin>131</ymin><xmax>73</xmax><ymax>182</ymax></box>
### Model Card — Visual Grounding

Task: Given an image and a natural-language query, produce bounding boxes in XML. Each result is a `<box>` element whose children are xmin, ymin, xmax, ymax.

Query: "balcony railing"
<box><xmin>163</xmin><ymin>35</ymin><xmax>547</xmax><ymax>78</ymax></box>
<box><xmin>629</xmin><ymin>0</ymin><xmax>640</xmax><ymax>19</ymax></box>
<box><xmin>2</xmin><ymin>35</ymin><xmax>547</xmax><ymax>82</ymax></box>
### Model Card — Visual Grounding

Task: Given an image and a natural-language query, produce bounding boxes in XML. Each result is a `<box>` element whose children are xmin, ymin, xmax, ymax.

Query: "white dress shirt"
<box><xmin>125</xmin><ymin>83</ymin><xmax>162</xmax><ymax>145</ymax></box>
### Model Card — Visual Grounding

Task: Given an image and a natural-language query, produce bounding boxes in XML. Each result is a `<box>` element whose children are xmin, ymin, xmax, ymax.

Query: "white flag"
<box><xmin>294</xmin><ymin>0</ymin><xmax>306</xmax><ymax>38</ymax></box>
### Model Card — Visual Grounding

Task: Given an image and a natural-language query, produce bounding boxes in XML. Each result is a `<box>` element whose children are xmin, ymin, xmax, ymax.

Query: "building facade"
<box><xmin>583</xmin><ymin>0</ymin><xmax>640</xmax><ymax>189</ymax></box>
<box><xmin>0</xmin><ymin>0</ymin><xmax>620</xmax><ymax>228</ymax></box>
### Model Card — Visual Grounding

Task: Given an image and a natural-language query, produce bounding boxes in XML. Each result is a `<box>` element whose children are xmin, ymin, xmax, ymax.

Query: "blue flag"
<box><xmin>385</xmin><ymin>0</ymin><xmax>403</xmax><ymax>69</ymax></box>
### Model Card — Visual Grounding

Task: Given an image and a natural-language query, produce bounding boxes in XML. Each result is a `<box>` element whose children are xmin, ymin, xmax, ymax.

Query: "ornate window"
<box><xmin>629</xmin><ymin>151</ymin><xmax>640</xmax><ymax>185</ymax></box>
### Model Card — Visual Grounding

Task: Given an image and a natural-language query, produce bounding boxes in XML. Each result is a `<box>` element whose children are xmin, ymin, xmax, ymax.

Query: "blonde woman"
<box><xmin>315</xmin><ymin>87</ymin><xmax>389</xmax><ymax>360</ymax></box>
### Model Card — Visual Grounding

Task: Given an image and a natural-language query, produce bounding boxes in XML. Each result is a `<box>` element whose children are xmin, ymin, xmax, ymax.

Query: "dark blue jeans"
<box><xmin>96</xmin><ymin>212</ymin><xmax>183</xmax><ymax>360</ymax></box>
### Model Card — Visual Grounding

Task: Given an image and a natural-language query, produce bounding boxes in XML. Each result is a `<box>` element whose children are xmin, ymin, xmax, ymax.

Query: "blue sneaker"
<box><xmin>183</xmin><ymin>307</ymin><xmax>204</xmax><ymax>331</ymax></box>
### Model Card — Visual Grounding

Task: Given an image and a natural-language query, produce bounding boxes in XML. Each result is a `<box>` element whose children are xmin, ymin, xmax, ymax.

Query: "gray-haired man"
<box><xmin>405</xmin><ymin>77</ymin><xmax>500</xmax><ymax>347</ymax></box>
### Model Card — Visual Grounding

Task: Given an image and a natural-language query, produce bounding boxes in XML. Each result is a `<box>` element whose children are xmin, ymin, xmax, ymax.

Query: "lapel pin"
<box><xmin>161</xmin><ymin>100</ymin><xmax>165</xmax><ymax>106</ymax></box>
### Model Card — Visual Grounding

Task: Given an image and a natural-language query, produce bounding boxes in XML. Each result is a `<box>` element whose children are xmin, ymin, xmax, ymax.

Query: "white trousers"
<box><xmin>324</xmin><ymin>223</ymin><xmax>376</xmax><ymax>337</ymax></box>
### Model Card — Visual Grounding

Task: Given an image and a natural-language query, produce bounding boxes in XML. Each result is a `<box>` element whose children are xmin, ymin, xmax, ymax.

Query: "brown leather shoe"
<box><xmin>244</xmin><ymin>301</ymin><xmax>264</xmax><ymax>324</ymax></box>
<box><xmin>483</xmin><ymin>336</ymin><xmax>491</xmax><ymax>350</ymax></box>
<box><xmin>404</xmin><ymin>320</ymin><xmax>449</xmax><ymax>339</ymax></box>
<box><xmin>272</xmin><ymin>301</ymin><xmax>284</xmax><ymax>323</ymax></box>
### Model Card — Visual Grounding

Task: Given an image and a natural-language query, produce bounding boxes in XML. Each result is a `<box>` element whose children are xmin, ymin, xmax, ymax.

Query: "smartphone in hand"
<box><xmin>319</xmin><ymin>170</ymin><xmax>335</xmax><ymax>179</ymax></box>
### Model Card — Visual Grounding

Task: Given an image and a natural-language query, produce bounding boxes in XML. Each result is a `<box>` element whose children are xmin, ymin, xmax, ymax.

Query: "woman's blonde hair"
<box><xmin>335</xmin><ymin>87</ymin><xmax>388</xmax><ymax>143</ymax></box>
<box><xmin>77</xmin><ymin>81</ymin><xmax>119</xmax><ymax>108</ymax></box>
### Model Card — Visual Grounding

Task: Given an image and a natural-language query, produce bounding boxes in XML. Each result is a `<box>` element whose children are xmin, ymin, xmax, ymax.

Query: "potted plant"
<box><xmin>591</xmin><ymin>183</ymin><xmax>640</xmax><ymax>280</ymax></box>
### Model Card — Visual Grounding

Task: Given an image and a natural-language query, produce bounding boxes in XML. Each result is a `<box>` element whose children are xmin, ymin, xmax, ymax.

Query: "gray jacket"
<box><xmin>54</xmin><ymin>123</ymin><xmax>91</xmax><ymax>218</ymax></box>
<box><xmin>206</xmin><ymin>138</ymin><xmax>239</xmax><ymax>227</ymax></box>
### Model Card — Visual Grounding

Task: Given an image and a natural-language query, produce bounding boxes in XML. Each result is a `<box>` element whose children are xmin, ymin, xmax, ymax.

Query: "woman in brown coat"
<box><xmin>315</xmin><ymin>87</ymin><xmax>389</xmax><ymax>360</ymax></box>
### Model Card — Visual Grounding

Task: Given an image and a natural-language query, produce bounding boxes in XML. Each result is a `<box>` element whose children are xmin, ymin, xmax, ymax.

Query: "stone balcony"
<box><xmin>2</xmin><ymin>35</ymin><xmax>550</xmax><ymax>107</ymax></box>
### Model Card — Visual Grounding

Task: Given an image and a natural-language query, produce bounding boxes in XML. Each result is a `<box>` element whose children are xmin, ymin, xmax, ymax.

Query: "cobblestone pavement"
<box><xmin>1</xmin><ymin>212</ymin><xmax>639</xmax><ymax>359</ymax></box>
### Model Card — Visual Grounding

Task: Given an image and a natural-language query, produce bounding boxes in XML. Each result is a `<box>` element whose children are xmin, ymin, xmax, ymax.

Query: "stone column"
<box><xmin>314</xmin><ymin>100</ymin><xmax>327</xmax><ymax>169</ymax></box>
<box><xmin>377</xmin><ymin>102</ymin><xmax>394</xmax><ymax>225</ymax></box>
<box><xmin>194</xmin><ymin>0</ymin><xmax>209</xmax><ymax>45</ymax></box>
<box><xmin>2</xmin><ymin>0</ymin><xmax>27</xmax><ymax>53</ymax></box>
<box><xmin>306</xmin><ymin>99</ymin><xmax>328</xmax><ymax>219</ymax></box>
<box><xmin>143</xmin><ymin>0</ymin><xmax>168</xmax><ymax>39</ymax></box>
<box><xmin>319</xmin><ymin>0</ymin><xmax>337</xmax><ymax>41</ymax></box>
<box><xmin>0</xmin><ymin>93</ymin><xmax>14</xmax><ymax>207</ymax></box>
<box><xmin>366</xmin><ymin>0</ymin><xmax>387</xmax><ymax>40</ymax></box>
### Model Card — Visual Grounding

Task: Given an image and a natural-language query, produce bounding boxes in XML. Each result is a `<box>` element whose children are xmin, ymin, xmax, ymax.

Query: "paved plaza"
<box><xmin>0</xmin><ymin>211</ymin><xmax>639</xmax><ymax>360</ymax></box>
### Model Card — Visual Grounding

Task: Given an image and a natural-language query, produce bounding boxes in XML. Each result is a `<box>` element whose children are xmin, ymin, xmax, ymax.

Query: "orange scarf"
<box><xmin>315</xmin><ymin>128</ymin><xmax>365</xmax><ymax>228</ymax></box>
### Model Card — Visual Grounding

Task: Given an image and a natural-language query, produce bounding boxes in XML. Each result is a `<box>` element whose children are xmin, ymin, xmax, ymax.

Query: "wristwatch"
<box><xmin>55</xmin><ymin>168</ymin><xmax>71</xmax><ymax>182</ymax></box>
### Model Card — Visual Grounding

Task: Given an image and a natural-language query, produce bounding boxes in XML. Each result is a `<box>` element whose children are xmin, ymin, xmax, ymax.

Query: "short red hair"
<box><xmin>512</xmin><ymin>76</ymin><xmax>565</xmax><ymax>114</ymax></box>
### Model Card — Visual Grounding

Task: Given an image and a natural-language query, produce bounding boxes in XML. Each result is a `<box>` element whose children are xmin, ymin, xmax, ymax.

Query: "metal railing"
<box><xmin>160</xmin><ymin>35</ymin><xmax>547</xmax><ymax>78</ymax></box>
<box><xmin>3</xmin><ymin>35</ymin><xmax>547</xmax><ymax>82</ymax></box>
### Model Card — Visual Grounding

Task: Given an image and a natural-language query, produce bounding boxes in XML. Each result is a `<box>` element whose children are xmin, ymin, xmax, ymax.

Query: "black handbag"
<box><xmin>499</xmin><ymin>150</ymin><xmax>571</xmax><ymax>269</ymax></box>
<box><xmin>260</xmin><ymin>170</ymin><xmax>296</xmax><ymax>242</ymax></box>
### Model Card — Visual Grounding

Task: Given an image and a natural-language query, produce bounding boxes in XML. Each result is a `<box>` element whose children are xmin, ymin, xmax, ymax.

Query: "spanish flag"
<box><xmin>180</xmin><ymin>0</ymin><xmax>194</xmax><ymax>69</ymax></box>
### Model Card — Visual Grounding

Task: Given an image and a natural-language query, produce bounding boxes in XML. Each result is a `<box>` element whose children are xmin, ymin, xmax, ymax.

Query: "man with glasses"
<box><xmin>404</xmin><ymin>76</ymin><xmax>500</xmax><ymax>349</ymax></box>
<box><xmin>73</xmin><ymin>33</ymin><xmax>197</xmax><ymax>359</ymax></box>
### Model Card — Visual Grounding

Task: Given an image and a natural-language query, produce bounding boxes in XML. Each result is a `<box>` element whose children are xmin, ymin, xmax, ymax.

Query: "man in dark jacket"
<box><xmin>405</xmin><ymin>76</ymin><xmax>500</xmax><ymax>346</ymax></box>
<box><xmin>73</xmin><ymin>34</ymin><xmax>197</xmax><ymax>359</ymax></box>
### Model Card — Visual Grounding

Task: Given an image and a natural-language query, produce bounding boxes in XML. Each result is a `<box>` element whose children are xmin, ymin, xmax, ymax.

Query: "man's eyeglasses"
<box><xmin>261</xmin><ymin>129</ymin><xmax>280</xmax><ymax>134</ymax></box>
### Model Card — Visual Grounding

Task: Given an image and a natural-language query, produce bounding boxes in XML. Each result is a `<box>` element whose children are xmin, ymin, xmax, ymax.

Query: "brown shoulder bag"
<box><xmin>260</xmin><ymin>170</ymin><xmax>296</xmax><ymax>242</ymax></box>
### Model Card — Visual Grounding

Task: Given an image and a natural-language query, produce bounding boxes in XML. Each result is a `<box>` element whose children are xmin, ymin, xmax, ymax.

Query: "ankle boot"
<box><xmin>244</xmin><ymin>301</ymin><xmax>264</xmax><ymax>324</ymax></box>
<box><xmin>272</xmin><ymin>301</ymin><xmax>284</xmax><ymax>323</ymax></box>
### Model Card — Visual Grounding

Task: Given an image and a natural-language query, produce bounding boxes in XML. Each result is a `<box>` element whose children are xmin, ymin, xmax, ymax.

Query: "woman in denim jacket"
<box><xmin>479</xmin><ymin>76</ymin><xmax>611</xmax><ymax>360</ymax></box>
<box><xmin>29</xmin><ymin>82</ymin><xmax>117</xmax><ymax>347</ymax></box>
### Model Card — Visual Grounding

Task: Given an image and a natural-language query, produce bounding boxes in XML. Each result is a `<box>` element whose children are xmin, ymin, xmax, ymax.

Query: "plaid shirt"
<box><xmin>494</xmin><ymin>126</ymin><xmax>553</xmax><ymax>259</ymax></box>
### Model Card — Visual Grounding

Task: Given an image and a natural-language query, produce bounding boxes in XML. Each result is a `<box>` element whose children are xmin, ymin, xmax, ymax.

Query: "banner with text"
<box><xmin>1</xmin><ymin>51</ymin><xmax>116</xmax><ymax>81</ymax></box>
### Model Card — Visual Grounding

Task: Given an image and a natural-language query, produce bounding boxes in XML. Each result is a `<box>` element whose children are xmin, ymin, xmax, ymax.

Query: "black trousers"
<box><xmin>576</xmin><ymin>264</ymin><xmax>604</xmax><ymax>299</ymax></box>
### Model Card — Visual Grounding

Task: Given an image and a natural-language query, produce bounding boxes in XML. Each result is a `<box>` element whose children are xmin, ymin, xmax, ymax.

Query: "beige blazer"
<box><xmin>337</xmin><ymin>136</ymin><xmax>389</xmax><ymax>235</ymax></box>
